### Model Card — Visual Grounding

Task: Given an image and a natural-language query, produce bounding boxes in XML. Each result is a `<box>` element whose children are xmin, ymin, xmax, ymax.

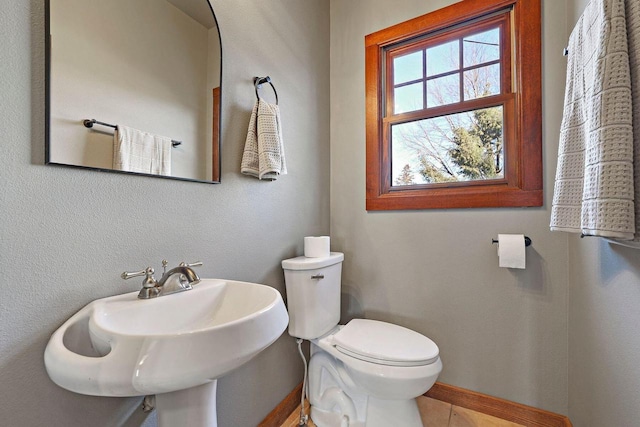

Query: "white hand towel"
<box><xmin>241</xmin><ymin>99</ymin><xmax>287</xmax><ymax>180</ymax></box>
<box><xmin>240</xmin><ymin>100</ymin><xmax>260</xmax><ymax>178</ymax></box>
<box><xmin>551</xmin><ymin>0</ymin><xmax>635</xmax><ymax>239</ymax></box>
<box><xmin>257</xmin><ymin>100</ymin><xmax>287</xmax><ymax>180</ymax></box>
<box><xmin>626</xmin><ymin>0</ymin><xmax>640</xmax><ymax>241</ymax></box>
<box><xmin>113</xmin><ymin>125</ymin><xmax>171</xmax><ymax>176</ymax></box>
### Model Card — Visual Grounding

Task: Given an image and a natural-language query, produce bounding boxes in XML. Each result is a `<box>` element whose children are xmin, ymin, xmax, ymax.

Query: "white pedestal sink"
<box><xmin>44</xmin><ymin>279</ymin><xmax>289</xmax><ymax>426</ymax></box>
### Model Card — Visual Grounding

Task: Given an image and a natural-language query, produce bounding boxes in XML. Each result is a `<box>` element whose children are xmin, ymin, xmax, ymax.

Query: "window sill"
<box><xmin>366</xmin><ymin>186</ymin><xmax>542</xmax><ymax>210</ymax></box>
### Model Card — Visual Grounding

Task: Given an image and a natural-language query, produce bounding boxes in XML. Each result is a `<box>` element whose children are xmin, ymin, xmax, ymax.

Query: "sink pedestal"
<box><xmin>156</xmin><ymin>381</ymin><xmax>218</xmax><ymax>427</ymax></box>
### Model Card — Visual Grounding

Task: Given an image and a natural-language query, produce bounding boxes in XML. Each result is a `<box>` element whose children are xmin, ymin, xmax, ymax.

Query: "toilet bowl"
<box><xmin>309</xmin><ymin>321</ymin><xmax>442</xmax><ymax>427</ymax></box>
<box><xmin>282</xmin><ymin>253</ymin><xmax>442</xmax><ymax>427</ymax></box>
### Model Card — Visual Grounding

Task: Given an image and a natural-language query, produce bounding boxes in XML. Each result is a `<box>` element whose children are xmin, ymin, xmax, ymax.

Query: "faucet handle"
<box><xmin>179</xmin><ymin>261</ymin><xmax>202</xmax><ymax>268</ymax></box>
<box><xmin>121</xmin><ymin>267</ymin><xmax>156</xmax><ymax>288</ymax></box>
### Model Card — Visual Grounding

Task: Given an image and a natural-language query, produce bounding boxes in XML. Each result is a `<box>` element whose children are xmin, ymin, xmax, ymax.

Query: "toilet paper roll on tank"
<box><xmin>496</xmin><ymin>234</ymin><xmax>526</xmax><ymax>269</ymax></box>
<box><xmin>304</xmin><ymin>236</ymin><xmax>331</xmax><ymax>258</ymax></box>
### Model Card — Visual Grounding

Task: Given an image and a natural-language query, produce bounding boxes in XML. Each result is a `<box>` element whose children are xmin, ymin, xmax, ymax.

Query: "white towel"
<box><xmin>551</xmin><ymin>0</ymin><xmax>635</xmax><ymax>239</ymax></box>
<box><xmin>240</xmin><ymin>101</ymin><xmax>260</xmax><ymax>178</ymax></box>
<box><xmin>241</xmin><ymin>99</ymin><xmax>287</xmax><ymax>180</ymax></box>
<box><xmin>113</xmin><ymin>125</ymin><xmax>171</xmax><ymax>175</ymax></box>
<box><xmin>626</xmin><ymin>0</ymin><xmax>640</xmax><ymax>240</ymax></box>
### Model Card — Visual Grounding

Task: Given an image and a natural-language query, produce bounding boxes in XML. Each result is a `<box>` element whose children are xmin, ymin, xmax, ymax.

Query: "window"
<box><xmin>365</xmin><ymin>0</ymin><xmax>542</xmax><ymax>210</ymax></box>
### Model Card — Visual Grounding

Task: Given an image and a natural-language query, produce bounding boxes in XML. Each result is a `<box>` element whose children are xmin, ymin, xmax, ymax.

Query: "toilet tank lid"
<box><xmin>282</xmin><ymin>252</ymin><xmax>344</xmax><ymax>270</ymax></box>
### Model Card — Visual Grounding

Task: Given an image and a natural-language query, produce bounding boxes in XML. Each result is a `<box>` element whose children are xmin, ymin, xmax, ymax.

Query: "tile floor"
<box><xmin>280</xmin><ymin>396</ymin><xmax>526</xmax><ymax>427</ymax></box>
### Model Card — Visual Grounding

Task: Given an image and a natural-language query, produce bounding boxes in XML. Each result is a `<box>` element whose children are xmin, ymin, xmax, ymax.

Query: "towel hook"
<box><xmin>254</xmin><ymin>76</ymin><xmax>278</xmax><ymax>105</ymax></box>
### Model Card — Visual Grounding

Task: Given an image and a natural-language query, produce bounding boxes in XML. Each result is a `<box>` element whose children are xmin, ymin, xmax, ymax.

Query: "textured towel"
<box><xmin>626</xmin><ymin>0</ymin><xmax>640</xmax><ymax>240</ymax></box>
<box><xmin>113</xmin><ymin>125</ymin><xmax>171</xmax><ymax>175</ymax></box>
<box><xmin>257</xmin><ymin>100</ymin><xmax>287</xmax><ymax>179</ymax></box>
<box><xmin>241</xmin><ymin>99</ymin><xmax>287</xmax><ymax>180</ymax></box>
<box><xmin>551</xmin><ymin>0</ymin><xmax>635</xmax><ymax>239</ymax></box>
<box><xmin>240</xmin><ymin>101</ymin><xmax>260</xmax><ymax>178</ymax></box>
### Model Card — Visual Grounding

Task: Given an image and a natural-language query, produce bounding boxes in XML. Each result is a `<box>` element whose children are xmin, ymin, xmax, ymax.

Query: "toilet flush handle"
<box><xmin>311</xmin><ymin>274</ymin><xmax>324</xmax><ymax>280</ymax></box>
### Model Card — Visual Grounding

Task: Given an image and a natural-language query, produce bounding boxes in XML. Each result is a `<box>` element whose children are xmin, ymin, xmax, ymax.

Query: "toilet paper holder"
<box><xmin>492</xmin><ymin>236</ymin><xmax>532</xmax><ymax>247</ymax></box>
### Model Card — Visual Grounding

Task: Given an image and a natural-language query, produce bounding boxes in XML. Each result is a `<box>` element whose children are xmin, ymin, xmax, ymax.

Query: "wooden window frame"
<box><xmin>365</xmin><ymin>0</ymin><xmax>542</xmax><ymax>210</ymax></box>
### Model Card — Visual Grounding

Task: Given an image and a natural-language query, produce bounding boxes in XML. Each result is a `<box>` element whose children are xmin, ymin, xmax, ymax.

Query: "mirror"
<box><xmin>45</xmin><ymin>0</ymin><xmax>221</xmax><ymax>183</ymax></box>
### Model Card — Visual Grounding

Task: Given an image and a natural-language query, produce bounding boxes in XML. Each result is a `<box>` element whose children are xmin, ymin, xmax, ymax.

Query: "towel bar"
<box><xmin>82</xmin><ymin>119</ymin><xmax>182</xmax><ymax>147</ymax></box>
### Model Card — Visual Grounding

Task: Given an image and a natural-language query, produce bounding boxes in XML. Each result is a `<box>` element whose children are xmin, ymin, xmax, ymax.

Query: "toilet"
<box><xmin>282</xmin><ymin>252</ymin><xmax>442</xmax><ymax>427</ymax></box>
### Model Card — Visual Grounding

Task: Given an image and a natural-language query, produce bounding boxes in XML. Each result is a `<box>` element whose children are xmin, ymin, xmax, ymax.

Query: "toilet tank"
<box><xmin>281</xmin><ymin>252</ymin><xmax>344</xmax><ymax>339</ymax></box>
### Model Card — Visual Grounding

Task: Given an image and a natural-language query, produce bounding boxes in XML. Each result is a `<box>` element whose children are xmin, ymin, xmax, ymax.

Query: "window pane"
<box><xmin>426</xmin><ymin>40</ymin><xmax>459</xmax><ymax>77</ymax></box>
<box><xmin>463</xmin><ymin>28</ymin><xmax>500</xmax><ymax>68</ymax></box>
<box><xmin>394</xmin><ymin>83</ymin><xmax>423</xmax><ymax>114</ymax></box>
<box><xmin>464</xmin><ymin>63</ymin><xmax>501</xmax><ymax>100</ymax></box>
<box><xmin>426</xmin><ymin>73</ymin><xmax>460</xmax><ymax>108</ymax></box>
<box><xmin>391</xmin><ymin>106</ymin><xmax>504</xmax><ymax>186</ymax></box>
<box><xmin>394</xmin><ymin>51</ymin><xmax>423</xmax><ymax>85</ymax></box>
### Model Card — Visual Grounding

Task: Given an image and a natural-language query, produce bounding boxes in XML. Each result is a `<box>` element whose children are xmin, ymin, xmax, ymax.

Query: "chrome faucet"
<box><xmin>121</xmin><ymin>261</ymin><xmax>202</xmax><ymax>299</ymax></box>
<box><xmin>157</xmin><ymin>262</ymin><xmax>201</xmax><ymax>294</ymax></box>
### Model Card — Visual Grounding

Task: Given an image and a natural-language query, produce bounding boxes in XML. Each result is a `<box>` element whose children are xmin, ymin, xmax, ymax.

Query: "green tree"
<box><xmin>395</xmin><ymin>164</ymin><xmax>415</xmax><ymax>185</ymax></box>
<box><xmin>418</xmin><ymin>156</ymin><xmax>457</xmax><ymax>183</ymax></box>
<box><xmin>448</xmin><ymin>106</ymin><xmax>503</xmax><ymax>180</ymax></box>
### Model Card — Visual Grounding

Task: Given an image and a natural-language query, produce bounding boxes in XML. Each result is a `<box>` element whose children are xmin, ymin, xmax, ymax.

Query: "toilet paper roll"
<box><xmin>304</xmin><ymin>236</ymin><xmax>330</xmax><ymax>258</ymax></box>
<box><xmin>497</xmin><ymin>234</ymin><xmax>526</xmax><ymax>269</ymax></box>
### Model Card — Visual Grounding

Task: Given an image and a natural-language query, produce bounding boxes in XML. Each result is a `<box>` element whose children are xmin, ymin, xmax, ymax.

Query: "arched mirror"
<box><xmin>45</xmin><ymin>0</ymin><xmax>222</xmax><ymax>183</ymax></box>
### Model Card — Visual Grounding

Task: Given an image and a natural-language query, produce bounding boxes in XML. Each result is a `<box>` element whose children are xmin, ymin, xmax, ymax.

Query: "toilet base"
<box><xmin>365</xmin><ymin>397</ymin><xmax>423</xmax><ymax>427</ymax></box>
<box><xmin>311</xmin><ymin>397</ymin><xmax>422</xmax><ymax>427</ymax></box>
<box><xmin>308</xmin><ymin>347</ymin><xmax>431</xmax><ymax>427</ymax></box>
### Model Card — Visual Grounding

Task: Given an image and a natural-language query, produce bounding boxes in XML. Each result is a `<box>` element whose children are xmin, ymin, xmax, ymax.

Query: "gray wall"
<box><xmin>568</xmin><ymin>238</ymin><xmax>640</xmax><ymax>426</ymax></box>
<box><xmin>566</xmin><ymin>1</ymin><xmax>640</xmax><ymax>425</ymax></box>
<box><xmin>0</xmin><ymin>0</ymin><xmax>329</xmax><ymax>426</ymax></box>
<box><xmin>6</xmin><ymin>0</ymin><xmax>640</xmax><ymax>425</ymax></box>
<box><xmin>329</xmin><ymin>0</ymin><xmax>570</xmax><ymax>415</ymax></box>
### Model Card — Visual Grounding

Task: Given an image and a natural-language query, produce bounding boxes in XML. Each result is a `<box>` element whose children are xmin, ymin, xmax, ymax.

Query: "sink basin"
<box><xmin>45</xmin><ymin>279</ymin><xmax>289</xmax><ymax>398</ymax></box>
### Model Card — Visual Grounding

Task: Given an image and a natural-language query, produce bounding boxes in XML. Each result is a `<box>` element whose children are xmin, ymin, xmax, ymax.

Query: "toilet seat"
<box><xmin>331</xmin><ymin>319</ymin><xmax>439</xmax><ymax>367</ymax></box>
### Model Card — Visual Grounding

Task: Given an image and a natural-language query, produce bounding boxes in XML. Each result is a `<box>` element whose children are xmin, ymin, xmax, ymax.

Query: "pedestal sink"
<box><xmin>44</xmin><ymin>279</ymin><xmax>289</xmax><ymax>426</ymax></box>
